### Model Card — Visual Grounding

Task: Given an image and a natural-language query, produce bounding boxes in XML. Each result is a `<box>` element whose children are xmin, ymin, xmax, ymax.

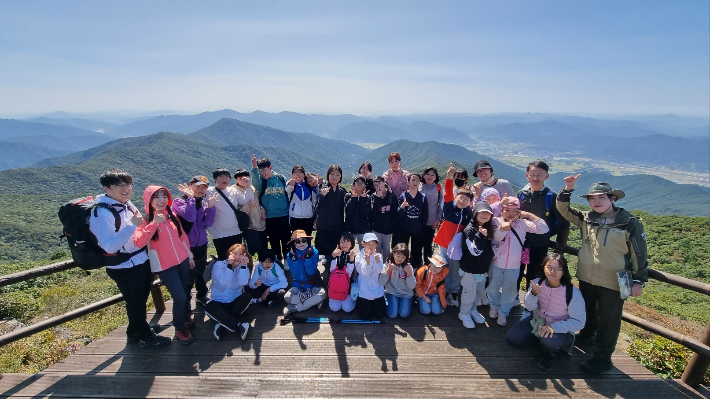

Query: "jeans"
<box><xmin>507</xmin><ymin>315</ymin><xmax>574</xmax><ymax>353</ymax></box>
<box><xmin>106</xmin><ymin>261</ymin><xmax>153</xmax><ymax>340</ymax></box>
<box><xmin>156</xmin><ymin>258</ymin><xmax>191</xmax><ymax>329</ymax></box>
<box><xmin>386</xmin><ymin>293</ymin><xmax>413</xmax><ymax>319</ymax></box>
<box><xmin>486</xmin><ymin>265</ymin><xmax>520</xmax><ymax>316</ymax></box>
<box><xmin>419</xmin><ymin>293</ymin><xmax>444</xmax><ymax>315</ymax></box>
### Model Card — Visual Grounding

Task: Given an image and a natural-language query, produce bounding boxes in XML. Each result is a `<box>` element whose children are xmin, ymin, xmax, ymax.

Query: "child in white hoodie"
<box><xmin>355</xmin><ymin>233</ymin><xmax>387</xmax><ymax>320</ymax></box>
<box><xmin>248</xmin><ymin>248</ymin><xmax>288</xmax><ymax>307</ymax></box>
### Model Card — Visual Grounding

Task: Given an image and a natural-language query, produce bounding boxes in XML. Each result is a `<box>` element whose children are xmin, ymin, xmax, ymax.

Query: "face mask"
<box><xmin>454</xmin><ymin>178</ymin><xmax>466</xmax><ymax>187</ymax></box>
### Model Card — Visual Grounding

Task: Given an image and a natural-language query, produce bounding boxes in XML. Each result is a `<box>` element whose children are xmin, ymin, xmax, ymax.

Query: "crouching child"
<box><xmin>248</xmin><ymin>249</ymin><xmax>288</xmax><ymax>307</ymax></box>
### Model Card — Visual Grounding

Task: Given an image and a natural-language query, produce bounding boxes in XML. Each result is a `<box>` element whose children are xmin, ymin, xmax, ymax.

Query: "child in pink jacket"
<box><xmin>134</xmin><ymin>185</ymin><xmax>195</xmax><ymax>344</ymax></box>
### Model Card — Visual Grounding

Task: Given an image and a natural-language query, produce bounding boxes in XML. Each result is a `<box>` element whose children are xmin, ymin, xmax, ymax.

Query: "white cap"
<box><xmin>362</xmin><ymin>232</ymin><xmax>378</xmax><ymax>243</ymax></box>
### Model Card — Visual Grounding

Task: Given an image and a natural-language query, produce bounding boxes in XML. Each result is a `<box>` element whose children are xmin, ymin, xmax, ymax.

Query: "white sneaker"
<box><xmin>238</xmin><ymin>322</ymin><xmax>250</xmax><ymax>340</ymax></box>
<box><xmin>497</xmin><ymin>314</ymin><xmax>507</xmax><ymax>326</ymax></box>
<box><xmin>489</xmin><ymin>307</ymin><xmax>498</xmax><ymax>318</ymax></box>
<box><xmin>471</xmin><ymin>310</ymin><xmax>486</xmax><ymax>324</ymax></box>
<box><xmin>213</xmin><ymin>323</ymin><xmax>224</xmax><ymax>341</ymax></box>
<box><xmin>458</xmin><ymin>313</ymin><xmax>475</xmax><ymax>329</ymax></box>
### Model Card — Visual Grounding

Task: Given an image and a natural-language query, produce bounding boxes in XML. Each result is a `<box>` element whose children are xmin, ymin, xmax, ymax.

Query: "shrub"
<box><xmin>627</xmin><ymin>336</ymin><xmax>710</xmax><ymax>384</ymax></box>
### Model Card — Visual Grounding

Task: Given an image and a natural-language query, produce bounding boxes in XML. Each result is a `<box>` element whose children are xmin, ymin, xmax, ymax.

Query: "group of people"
<box><xmin>89</xmin><ymin>152</ymin><xmax>648</xmax><ymax>374</ymax></box>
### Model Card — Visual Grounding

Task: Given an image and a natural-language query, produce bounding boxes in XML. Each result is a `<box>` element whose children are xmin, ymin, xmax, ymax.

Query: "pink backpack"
<box><xmin>328</xmin><ymin>260</ymin><xmax>351</xmax><ymax>301</ymax></box>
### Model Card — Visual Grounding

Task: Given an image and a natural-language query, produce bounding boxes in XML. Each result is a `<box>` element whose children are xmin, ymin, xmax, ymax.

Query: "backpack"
<box><xmin>327</xmin><ymin>255</ymin><xmax>351</xmax><ymax>301</ymax></box>
<box><xmin>58</xmin><ymin>196</ymin><xmax>140</xmax><ymax>270</ymax></box>
<box><xmin>538</xmin><ymin>277</ymin><xmax>574</xmax><ymax>305</ymax></box>
<box><xmin>258</xmin><ymin>266</ymin><xmax>279</xmax><ymax>279</ymax></box>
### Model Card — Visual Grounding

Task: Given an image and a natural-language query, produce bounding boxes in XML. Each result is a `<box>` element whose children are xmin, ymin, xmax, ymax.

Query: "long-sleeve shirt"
<box><xmin>492</xmin><ymin>217</ymin><xmax>549</xmax><ymax>269</ymax></box>
<box><xmin>210</xmin><ymin>261</ymin><xmax>250</xmax><ymax>303</ymax></box>
<box><xmin>248</xmin><ymin>262</ymin><xmax>288</xmax><ymax>291</ymax></box>
<box><xmin>383</xmin><ymin>169</ymin><xmax>410</xmax><ymax>197</ymax></box>
<box><xmin>524</xmin><ymin>278</ymin><xmax>586</xmax><ymax>334</ymax></box>
<box><xmin>379</xmin><ymin>264</ymin><xmax>416</xmax><ymax>298</ymax></box>
<box><xmin>171</xmin><ymin>196</ymin><xmax>216</xmax><ymax>248</ymax></box>
<box><xmin>89</xmin><ymin>194</ymin><xmax>148</xmax><ymax>270</ymax></box>
<box><xmin>355</xmin><ymin>250</ymin><xmax>386</xmax><ymax>300</ymax></box>
<box><xmin>206</xmin><ymin>186</ymin><xmax>249</xmax><ymax>239</ymax></box>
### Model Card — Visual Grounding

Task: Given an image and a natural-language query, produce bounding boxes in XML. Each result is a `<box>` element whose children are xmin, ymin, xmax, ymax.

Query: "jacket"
<box><xmin>414</xmin><ymin>265</ymin><xmax>449</xmax><ymax>308</ymax></box>
<box><xmin>210</xmin><ymin>260</ymin><xmax>250</xmax><ymax>303</ymax></box>
<box><xmin>518</xmin><ymin>186</ymin><xmax>570</xmax><ymax>247</ymax></box>
<box><xmin>171</xmin><ymin>195</ymin><xmax>216</xmax><ymax>248</ymax></box>
<box><xmin>235</xmin><ymin>185</ymin><xmax>266</xmax><ymax>231</ymax></box>
<box><xmin>460</xmin><ymin>218</ymin><xmax>495</xmax><ymax>275</ymax></box>
<box><xmin>89</xmin><ymin>194</ymin><xmax>149</xmax><ymax>270</ymax></box>
<box><xmin>345</xmin><ymin>193</ymin><xmax>371</xmax><ymax>234</ymax></box>
<box><xmin>286</xmin><ymin>182</ymin><xmax>317</xmax><ymax>219</ymax></box>
<box><xmin>379</xmin><ymin>264</ymin><xmax>416</xmax><ymax>298</ymax></box>
<box><xmin>286</xmin><ymin>246</ymin><xmax>320</xmax><ymax>289</ymax></box>
<box><xmin>369</xmin><ymin>190</ymin><xmax>399</xmax><ymax>235</ymax></box>
<box><xmin>134</xmin><ymin>185</ymin><xmax>193</xmax><ymax>273</ymax></box>
<box><xmin>250</xmin><ymin>169</ymin><xmax>289</xmax><ymax>218</ymax></box>
<box><xmin>248</xmin><ymin>262</ymin><xmax>288</xmax><ymax>291</ymax></box>
<box><xmin>420</xmin><ymin>182</ymin><xmax>443</xmax><ymax>226</ymax></box>
<box><xmin>524</xmin><ymin>278</ymin><xmax>586</xmax><ymax>334</ymax></box>
<box><xmin>383</xmin><ymin>169</ymin><xmax>410</xmax><ymax>197</ymax></box>
<box><xmin>556</xmin><ymin>190</ymin><xmax>648</xmax><ymax>291</ymax></box>
<box><xmin>433</xmin><ymin>178</ymin><xmax>472</xmax><ymax>248</ymax></box>
<box><xmin>315</xmin><ymin>184</ymin><xmax>346</xmax><ymax>231</ymax></box>
<box><xmin>397</xmin><ymin>191</ymin><xmax>429</xmax><ymax>234</ymax></box>
<box><xmin>355</xmin><ymin>249</ymin><xmax>386</xmax><ymax>300</ymax></box>
<box><xmin>491</xmin><ymin>217</ymin><xmax>549</xmax><ymax>270</ymax></box>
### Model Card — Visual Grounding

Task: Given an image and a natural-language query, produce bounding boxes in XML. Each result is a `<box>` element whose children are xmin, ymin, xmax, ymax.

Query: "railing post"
<box><xmin>682</xmin><ymin>319</ymin><xmax>710</xmax><ymax>387</ymax></box>
<box><xmin>150</xmin><ymin>273</ymin><xmax>165</xmax><ymax>313</ymax></box>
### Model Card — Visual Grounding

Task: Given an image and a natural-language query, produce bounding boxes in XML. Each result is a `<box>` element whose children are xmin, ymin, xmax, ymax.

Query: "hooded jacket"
<box><xmin>491</xmin><ymin>215</ymin><xmax>549</xmax><ymax>270</ymax></box>
<box><xmin>414</xmin><ymin>265</ymin><xmax>449</xmax><ymax>308</ymax></box>
<box><xmin>134</xmin><ymin>185</ymin><xmax>192</xmax><ymax>273</ymax></box>
<box><xmin>433</xmin><ymin>178</ymin><xmax>472</xmax><ymax>248</ymax></box>
<box><xmin>286</xmin><ymin>182</ymin><xmax>317</xmax><ymax>219</ymax></box>
<box><xmin>345</xmin><ymin>192</ymin><xmax>371</xmax><ymax>234</ymax></box>
<box><xmin>369</xmin><ymin>190</ymin><xmax>399</xmax><ymax>235</ymax></box>
<box><xmin>460</xmin><ymin>202</ymin><xmax>495</xmax><ymax>275</ymax></box>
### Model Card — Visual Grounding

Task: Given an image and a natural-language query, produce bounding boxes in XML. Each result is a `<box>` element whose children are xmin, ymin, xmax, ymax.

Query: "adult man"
<box><xmin>250</xmin><ymin>155</ymin><xmax>290</xmax><ymax>263</ymax></box>
<box><xmin>472</xmin><ymin>160</ymin><xmax>515</xmax><ymax>200</ymax></box>
<box><xmin>89</xmin><ymin>169</ymin><xmax>171</xmax><ymax>349</ymax></box>
<box><xmin>207</xmin><ymin>168</ymin><xmax>249</xmax><ymax>260</ymax></box>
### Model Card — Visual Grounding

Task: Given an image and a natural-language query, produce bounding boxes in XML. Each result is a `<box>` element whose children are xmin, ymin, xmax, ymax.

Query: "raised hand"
<box><xmin>478</xmin><ymin>226</ymin><xmax>488</xmax><ymax>236</ymax></box>
<box><xmin>131</xmin><ymin>211</ymin><xmax>144</xmax><ymax>226</ymax></box>
<box><xmin>400</xmin><ymin>199</ymin><xmax>409</xmax><ymax>209</ymax></box>
<box><xmin>446</xmin><ymin>162</ymin><xmax>456</xmax><ymax>178</ymax></box>
<box><xmin>153</xmin><ymin>213</ymin><xmax>166</xmax><ymax>224</ymax></box>
<box><xmin>499</xmin><ymin>197</ymin><xmax>510</xmax><ymax>207</ymax></box>
<box><xmin>563</xmin><ymin>174</ymin><xmax>581</xmax><ymax>190</ymax></box>
<box><xmin>288</xmin><ymin>175</ymin><xmax>296</xmax><ymax>186</ymax></box>
<box><xmin>530</xmin><ymin>282</ymin><xmax>541</xmax><ymax>295</ymax></box>
<box><xmin>404</xmin><ymin>264</ymin><xmax>414</xmax><ymax>276</ymax></box>
<box><xmin>321</xmin><ymin>186</ymin><xmax>331</xmax><ymax>196</ymax></box>
<box><xmin>177</xmin><ymin>183</ymin><xmax>194</xmax><ymax>198</ymax></box>
<box><xmin>374</xmin><ymin>253</ymin><xmax>383</xmax><ymax>264</ymax></box>
<box><xmin>348</xmin><ymin>249</ymin><xmax>356</xmax><ymax>262</ymax></box>
<box><xmin>499</xmin><ymin>221</ymin><xmax>511</xmax><ymax>231</ymax></box>
<box><xmin>251</xmin><ymin>154</ymin><xmax>258</xmax><ymax>168</ymax></box>
<box><xmin>207</xmin><ymin>192</ymin><xmax>220</xmax><ymax>208</ymax></box>
<box><xmin>473</xmin><ymin>183</ymin><xmax>482</xmax><ymax>198</ymax></box>
<box><xmin>332</xmin><ymin>248</ymin><xmax>343</xmax><ymax>257</ymax></box>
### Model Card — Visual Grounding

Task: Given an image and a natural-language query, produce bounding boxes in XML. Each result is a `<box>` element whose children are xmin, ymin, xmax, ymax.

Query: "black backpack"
<box><xmin>58</xmin><ymin>196</ymin><xmax>141</xmax><ymax>270</ymax></box>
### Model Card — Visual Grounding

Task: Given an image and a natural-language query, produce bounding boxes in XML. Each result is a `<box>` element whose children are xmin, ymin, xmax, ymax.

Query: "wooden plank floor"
<box><xmin>1</xmin><ymin>295</ymin><xmax>707</xmax><ymax>398</ymax></box>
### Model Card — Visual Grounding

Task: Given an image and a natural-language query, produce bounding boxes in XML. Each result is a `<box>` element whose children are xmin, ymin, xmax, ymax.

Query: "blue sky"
<box><xmin>1</xmin><ymin>1</ymin><xmax>708</xmax><ymax>117</ymax></box>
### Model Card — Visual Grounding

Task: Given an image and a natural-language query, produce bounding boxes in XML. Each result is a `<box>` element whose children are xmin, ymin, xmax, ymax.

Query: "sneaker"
<box><xmin>184</xmin><ymin>313</ymin><xmax>195</xmax><ymax>330</ymax></box>
<box><xmin>175</xmin><ymin>326</ymin><xmax>195</xmax><ymax>345</ymax></box>
<box><xmin>138</xmin><ymin>334</ymin><xmax>171</xmax><ymax>349</ymax></box>
<box><xmin>251</xmin><ymin>297</ymin><xmax>261</xmax><ymax>304</ymax></box>
<box><xmin>538</xmin><ymin>352</ymin><xmax>554</xmax><ymax>372</ymax></box>
<box><xmin>213</xmin><ymin>323</ymin><xmax>225</xmax><ymax>341</ymax></box>
<box><xmin>284</xmin><ymin>304</ymin><xmax>298</xmax><ymax>318</ymax></box>
<box><xmin>580</xmin><ymin>358</ymin><xmax>613</xmax><ymax>374</ymax></box>
<box><xmin>470</xmin><ymin>310</ymin><xmax>486</xmax><ymax>324</ymax></box>
<box><xmin>489</xmin><ymin>307</ymin><xmax>498</xmax><ymax>319</ymax></box>
<box><xmin>238</xmin><ymin>322</ymin><xmax>250</xmax><ymax>340</ymax></box>
<box><xmin>497</xmin><ymin>314</ymin><xmax>507</xmax><ymax>326</ymax></box>
<box><xmin>458</xmin><ymin>313</ymin><xmax>475</xmax><ymax>329</ymax></box>
<box><xmin>196</xmin><ymin>296</ymin><xmax>210</xmax><ymax>307</ymax></box>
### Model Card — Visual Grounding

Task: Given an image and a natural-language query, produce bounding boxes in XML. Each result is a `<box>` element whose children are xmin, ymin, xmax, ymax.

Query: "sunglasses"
<box><xmin>293</xmin><ymin>238</ymin><xmax>308</xmax><ymax>244</ymax></box>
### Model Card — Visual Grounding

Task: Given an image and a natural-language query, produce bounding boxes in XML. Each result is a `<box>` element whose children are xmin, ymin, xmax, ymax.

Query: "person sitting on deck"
<box><xmin>283</xmin><ymin>230</ymin><xmax>325</xmax><ymax>318</ymax></box>
<box><xmin>205</xmin><ymin>243</ymin><xmax>252</xmax><ymax>341</ymax></box>
<box><xmin>248</xmin><ymin>248</ymin><xmax>288</xmax><ymax>308</ymax></box>
<box><xmin>414</xmin><ymin>254</ymin><xmax>450</xmax><ymax>315</ymax></box>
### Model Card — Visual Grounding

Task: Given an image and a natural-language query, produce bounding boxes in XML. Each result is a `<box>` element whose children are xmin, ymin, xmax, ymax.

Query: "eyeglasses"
<box><xmin>114</xmin><ymin>183</ymin><xmax>133</xmax><ymax>189</ymax></box>
<box><xmin>545</xmin><ymin>267</ymin><xmax>563</xmax><ymax>273</ymax></box>
<box><xmin>293</xmin><ymin>238</ymin><xmax>308</xmax><ymax>244</ymax></box>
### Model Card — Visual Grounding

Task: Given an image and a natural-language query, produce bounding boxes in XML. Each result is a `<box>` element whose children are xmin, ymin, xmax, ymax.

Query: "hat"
<box><xmin>479</xmin><ymin>187</ymin><xmax>501</xmax><ymax>202</ymax></box>
<box><xmin>189</xmin><ymin>175</ymin><xmax>209</xmax><ymax>186</ymax></box>
<box><xmin>288</xmin><ymin>229</ymin><xmax>312</xmax><ymax>244</ymax></box>
<box><xmin>362</xmin><ymin>232</ymin><xmax>379</xmax><ymax>243</ymax></box>
<box><xmin>428</xmin><ymin>254</ymin><xmax>447</xmax><ymax>268</ymax></box>
<box><xmin>473</xmin><ymin>160</ymin><xmax>493</xmax><ymax>177</ymax></box>
<box><xmin>501</xmin><ymin>196</ymin><xmax>520</xmax><ymax>208</ymax></box>
<box><xmin>473</xmin><ymin>201</ymin><xmax>494</xmax><ymax>215</ymax></box>
<box><xmin>580</xmin><ymin>182</ymin><xmax>625</xmax><ymax>200</ymax></box>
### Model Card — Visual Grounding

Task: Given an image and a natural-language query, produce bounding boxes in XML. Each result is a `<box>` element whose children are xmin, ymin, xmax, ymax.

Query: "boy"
<box><xmin>250</xmin><ymin>155</ymin><xmax>291</xmax><ymax>262</ymax></box>
<box><xmin>517</xmin><ymin>160</ymin><xmax>570</xmax><ymax>291</ymax></box>
<box><xmin>248</xmin><ymin>249</ymin><xmax>288</xmax><ymax>307</ymax></box>
<box><xmin>433</xmin><ymin>163</ymin><xmax>474</xmax><ymax>307</ymax></box>
<box><xmin>89</xmin><ymin>169</ymin><xmax>171</xmax><ymax>349</ymax></box>
<box><xmin>557</xmin><ymin>175</ymin><xmax>647</xmax><ymax>374</ymax></box>
<box><xmin>207</xmin><ymin>168</ymin><xmax>249</xmax><ymax>260</ymax></box>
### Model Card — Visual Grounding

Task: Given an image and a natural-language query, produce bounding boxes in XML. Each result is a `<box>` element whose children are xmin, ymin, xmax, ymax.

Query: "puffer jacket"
<box><xmin>556</xmin><ymin>190</ymin><xmax>648</xmax><ymax>291</ymax></box>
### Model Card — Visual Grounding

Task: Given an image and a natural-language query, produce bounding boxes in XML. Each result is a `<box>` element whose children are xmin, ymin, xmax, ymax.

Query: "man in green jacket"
<box><xmin>557</xmin><ymin>175</ymin><xmax>648</xmax><ymax>374</ymax></box>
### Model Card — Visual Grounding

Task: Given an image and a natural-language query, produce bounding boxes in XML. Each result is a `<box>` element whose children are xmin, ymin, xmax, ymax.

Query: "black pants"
<box><xmin>250</xmin><ymin>285</ymin><xmax>286</xmax><ymax>303</ymax></box>
<box><xmin>421</xmin><ymin>225</ymin><xmax>436</xmax><ymax>266</ymax></box>
<box><xmin>579</xmin><ymin>280</ymin><xmax>625</xmax><ymax>363</ymax></box>
<box><xmin>213</xmin><ymin>234</ymin><xmax>242</xmax><ymax>260</ymax></box>
<box><xmin>244</xmin><ymin>229</ymin><xmax>267</xmax><ymax>259</ymax></box>
<box><xmin>106</xmin><ymin>261</ymin><xmax>153</xmax><ymax>340</ymax></box>
<box><xmin>204</xmin><ymin>293</ymin><xmax>252</xmax><ymax>332</ymax></box>
<box><xmin>518</xmin><ymin>245</ymin><xmax>550</xmax><ymax>291</ymax></box>
<box><xmin>401</xmin><ymin>229</ymin><xmax>426</xmax><ymax>268</ymax></box>
<box><xmin>290</xmin><ymin>216</ymin><xmax>315</xmax><ymax>236</ymax></box>
<box><xmin>187</xmin><ymin>244</ymin><xmax>208</xmax><ymax>298</ymax></box>
<box><xmin>265</xmin><ymin>216</ymin><xmax>291</xmax><ymax>260</ymax></box>
<box><xmin>357</xmin><ymin>296</ymin><xmax>387</xmax><ymax>320</ymax></box>
<box><xmin>314</xmin><ymin>227</ymin><xmax>342</xmax><ymax>261</ymax></box>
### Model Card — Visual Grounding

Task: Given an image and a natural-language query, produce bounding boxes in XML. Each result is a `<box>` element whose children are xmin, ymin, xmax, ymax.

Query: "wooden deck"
<box><xmin>1</xmin><ymin>297</ymin><xmax>707</xmax><ymax>398</ymax></box>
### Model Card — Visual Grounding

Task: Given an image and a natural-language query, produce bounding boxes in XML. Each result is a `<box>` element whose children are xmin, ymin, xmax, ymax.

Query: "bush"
<box><xmin>627</xmin><ymin>336</ymin><xmax>710</xmax><ymax>384</ymax></box>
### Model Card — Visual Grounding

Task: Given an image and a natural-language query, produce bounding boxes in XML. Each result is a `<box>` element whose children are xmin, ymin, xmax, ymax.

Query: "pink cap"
<box><xmin>502</xmin><ymin>196</ymin><xmax>520</xmax><ymax>209</ymax></box>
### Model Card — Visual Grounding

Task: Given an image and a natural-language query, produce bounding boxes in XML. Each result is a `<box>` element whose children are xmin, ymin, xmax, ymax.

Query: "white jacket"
<box><xmin>285</xmin><ymin>183</ymin><xmax>317</xmax><ymax>219</ymax></box>
<box><xmin>355</xmin><ymin>250</ymin><xmax>386</xmax><ymax>300</ymax></box>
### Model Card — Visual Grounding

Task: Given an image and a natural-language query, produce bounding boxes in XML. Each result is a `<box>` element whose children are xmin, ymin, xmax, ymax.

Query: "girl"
<box><xmin>344</xmin><ymin>175</ymin><xmax>370</xmax><ymax>243</ymax></box>
<box><xmin>206</xmin><ymin>243</ymin><xmax>252</xmax><ymax>341</ymax></box>
<box><xmin>355</xmin><ymin>233</ymin><xmax>387</xmax><ymax>320</ymax></box>
<box><xmin>358</xmin><ymin>161</ymin><xmax>375</xmax><ymax>194</ymax></box>
<box><xmin>134</xmin><ymin>186</ymin><xmax>195</xmax><ymax>345</ymax></box>
<box><xmin>380</xmin><ymin>243</ymin><xmax>416</xmax><ymax>319</ymax></box>
<box><xmin>248</xmin><ymin>248</ymin><xmax>288</xmax><ymax>307</ymax></box>
<box><xmin>369</xmin><ymin>176</ymin><xmax>398</xmax><ymax>261</ymax></box>
<box><xmin>507</xmin><ymin>253</ymin><xmax>586</xmax><ymax>372</ymax></box>
<box><xmin>286</xmin><ymin>164</ymin><xmax>317</xmax><ymax>236</ymax></box>
<box><xmin>458</xmin><ymin>202</ymin><xmax>495</xmax><ymax>328</ymax></box>
<box><xmin>420</xmin><ymin>166</ymin><xmax>442</xmax><ymax>264</ymax></box>
<box><xmin>478</xmin><ymin>187</ymin><xmax>502</xmax><ymax>217</ymax></box>
<box><xmin>284</xmin><ymin>230</ymin><xmax>325</xmax><ymax>317</ymax></box>
<box><xmin>415</xmin><ymin>255</ymin><xmax>449</xmax><ymax>315</ymax></box>
<box><xmin>314</xmin><ymin>165</ymin><xmax>346</xmax><ymax>263</ymax></box>
<box><xmin>486</xmin><ymin>197</ymin><xmax>549</xmax><ymax>326</ymax></box>
<box><xmin>233</xmin><ymin>169</ymin><xmax>267</xmax><ymax>259</ymax></box>
<box><xmin>383</xmin><ymin>152</ymin><xmax>410</xmax><ymax>247</ymax></box>
<box><xmin>328</xmin><ymin>232</ymin><xmax>357</xmax><ymax>313</ymax></box>
<box><xmin>397</xmin><ymin>173</ymin><xmax>429</xmax><ymax>268</ymax></box>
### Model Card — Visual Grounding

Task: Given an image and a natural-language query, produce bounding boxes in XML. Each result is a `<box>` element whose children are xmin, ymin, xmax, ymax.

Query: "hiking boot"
<box><xmin>175</xmin><ymin>326</ymin><xmax>195</xmax><ymax>345</ymax></box>
<box><xmin>538</xmin><ymin>352</ymin><xmax>554</xmax><ymax>372</ymax></box>
<box><xmin>196</xmin><ymin>296</ymin><xmax>210</xmax><ymax>307</ymax></box>
<box><xmin>497</xmin><ymin>314</ymin><xmax>507</xmax><ymax>326</ymax></box>
<box><xmin>213</xmin><ymin>323</ymin><xmax>225</xmax><ymax>341</ymax></box>
<box><xmin>580</xmin><ymin>358</ymin><xmax>614</xmax><ymax>374</ymax></box>
<box><xmin>284</xmin><ymin>304</ymin><xmax>298</xmax><ymax>318</ymax></box>
<box><xmin>470</xmin><ymin>309</ymin><xmax>486</xmax><ymax>324</ymax></box>
<box><xmin>138</xmin><ymin>334</ymin><xmax>171</xmax><ymax>349</ymax></box>
<box><xmin>458</xmin><ymin>313</ymin><xmax>475</xmax><ymax>329</ymax></box>
<box><xmin>238</xmin><ymin>322</ymin><xmax>250</xmax><ymax>340</ymax></box>
<box><xmin>184</xmin><ymin>313</ymin><xmax>195</xmax><ymax>330</ymax></box>
<box><xmin>489</xmin><ymin>307</ymin><xmax>498</xmax><ymax>319</ymax></box>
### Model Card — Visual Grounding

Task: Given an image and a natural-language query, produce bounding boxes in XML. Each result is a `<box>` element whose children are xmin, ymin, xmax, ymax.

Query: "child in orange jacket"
<box><xmin>415</xmin><ymin>254</ymin><xmax>450</xmax><ymax>315</ymax></box>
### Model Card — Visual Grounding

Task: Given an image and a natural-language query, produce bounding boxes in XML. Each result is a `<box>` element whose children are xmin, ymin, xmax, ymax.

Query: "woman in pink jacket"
<box><xmin>134</xmin><ymin>185</ymin><xmax>195</xmax><ymax>345</ymax></box>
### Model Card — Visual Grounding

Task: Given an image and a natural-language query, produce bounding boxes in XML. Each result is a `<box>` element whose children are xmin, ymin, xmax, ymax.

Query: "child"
<box><xmin>248</xmin><ymin>249</ymin><xmax>288</xmax><ymax>307</ymax></box>
<box><xmin>345</xmin><ymin>175</ymin><xmax>371</xmax><ymax>243</ymax></box>
<box><xmin>314</xmin><ymin>165</ymin><xmax>346</xmax><ymax>263</ymax></box>
<box><xmin>359</xmin><ymin>161</ymin><xmax>375</xmax><ymax>194</ymax></box>
<box><xmin>355</xmin><ymin>233</ymin><xmax>387</xmax><ymax>320</ymax></box>
<box><xmin>557</xmin><ymin>176</ymin><xmax>647</xmax><ymax>374</ymax></box>
<box><xmin>414</xmin><ymin>255</ymin><xmax>449</xmax><ymax>315</ymax></box>
<box><xmin>233</xmin><ymin>169</ymin><xmax>268</xmax><ymax>259</ymax></box>
<box><xmin>421</xmin><ymin>166</ymin><xmax>443</xmax><ymax>264</ymax></box>
<box><xmin>397</xmin><ymin>173</ymin><xmax>429</xmax><ymax>268</ymax></box>
<box><xmin>134</xmin><ymin>186</ymin><xmax>195</xmax><ymax>345</ymax></box>
<box><xmin>479</xmin><ymin>187</ymin><xmax>502</xmax><ymax>217</ymax></box>
<box><xmin>205</xmin><ymin>243</ymin><xmax>252</xmax><ymax>341</ymax></box>
<box><xmin>486</xmin><ymin>197</ymin><xmax>549</xmax><ymax>326</ymax></box>
<box><xmin>507</xmin><ymin>253</ymin><xmax>586</xmax><ymax>372</ymax></box>
<box><xmin>286</xmin><ymin>164</ymin><xmax>317</xmax><ymax>235</ymax></box>
<box><xmin>369</xmin><ymin>176</ymin><xmax>398</xmax><ymax>261</ymax></box>
<box><xmin>283</xmin><ymin>230</ymin><xmax>325</xmax><ymax>317</ymax></box>
<box><xmin>380</xmin><ymin>243</ymin><xmax>416</xmax><ymax>319</ymax></box>
<box><xmin>433</xmin><ymin>163</ymin><xmax>474</xmax><ymax>308</ymax></box>
<box><xmin>458</xmin><ymin>202</ymin><xmax>495</xmax><ymax>328</ymax></box>
<box><xmin>328</xmin><ymin>232</ymin><xmax>357</xmax><ymax>313</ymax></box>
<box><xmin>250</xmin><ymin>155</ymin><xmax>291</xmax><ymax>263</ymax></box>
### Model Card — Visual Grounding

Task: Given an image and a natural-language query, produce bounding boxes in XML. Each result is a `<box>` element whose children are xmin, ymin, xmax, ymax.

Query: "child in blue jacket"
<box><xmin>283</xmin><ymin>230</ymin><xmax>325</xmax><ymax>317</ymax></box>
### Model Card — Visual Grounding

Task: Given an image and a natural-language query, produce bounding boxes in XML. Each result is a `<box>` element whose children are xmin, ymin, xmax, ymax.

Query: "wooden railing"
<box><xmin>1</xmin><ymin>246</ymin><xmax>709</xmax><ymax>387</ymax></box>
